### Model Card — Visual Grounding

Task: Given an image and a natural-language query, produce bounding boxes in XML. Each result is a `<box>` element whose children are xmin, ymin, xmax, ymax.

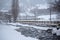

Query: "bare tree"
<box><xmin>52</xmin><ymin>0</ymin><xmax>60</xmax><ymax>12</ymax></box>
<box><xmin>52</xmin><ymin>0</ymin><xmax>60</xmax><ymax>20</ymax></box>
<box><xmin>11</xmin><ymin>0</ymin><xmax>19</xmax><ymax>22</ymax></box>
<box><xmin>49</xmin><ymin>0</ymin><xmax>60</xmax><ymax>20</ymax></box>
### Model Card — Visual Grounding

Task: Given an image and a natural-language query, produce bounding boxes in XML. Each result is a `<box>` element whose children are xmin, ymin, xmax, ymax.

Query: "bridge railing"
<box><xmin>17</xmin><ymin>20</ymin><xmax>60</xmax><ymax>25</ymax></box>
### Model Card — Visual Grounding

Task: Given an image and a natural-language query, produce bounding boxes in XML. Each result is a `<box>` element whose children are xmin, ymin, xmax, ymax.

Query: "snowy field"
<box><xmin>0</xmin><ymin>22</ymin><xmax>57</xmax><ymax>40</ymax></box>
<box><xmin>6</xmin><ymin>23</ymin><xmax>56</xmax><ymax>40</ymax></box>
<box><xmin>0</xmin><ymin>23</ymin><xmax>38</xmax><ymax>40</ymax></box>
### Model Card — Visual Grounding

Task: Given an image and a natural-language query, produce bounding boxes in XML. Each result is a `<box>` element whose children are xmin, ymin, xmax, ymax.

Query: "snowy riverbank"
<box><xmin>0</xmin><ymin>24</ymin><xmax>38</xmax><ymax>40</ymax></box>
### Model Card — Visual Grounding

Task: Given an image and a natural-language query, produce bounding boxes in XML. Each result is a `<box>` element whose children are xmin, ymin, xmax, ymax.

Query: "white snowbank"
<box><xmin>0</xmin><ymin>24</ymin><xmax>38</xmax><ymax>40</ymax></box>
<box><xmin>7</xmin><ymin>23</ymin><xmax>54</xmax><ymax>30</ymax></box>
<box><xmin>37</xmin><ymin>14</ymin><xmax>57</xmax><ymax>21</ymax></box>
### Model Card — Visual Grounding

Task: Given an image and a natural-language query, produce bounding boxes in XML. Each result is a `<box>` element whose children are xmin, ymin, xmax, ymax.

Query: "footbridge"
<box><xmin>17</xmin><ymin>20</ymin><xmax>60</xmax><ymax>27</ymax></box>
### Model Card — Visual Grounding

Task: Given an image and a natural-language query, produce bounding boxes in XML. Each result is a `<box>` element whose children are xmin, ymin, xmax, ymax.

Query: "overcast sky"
<box><xmin>0</xmin><ymin>0</ymin><xmax>55</xmax><ymax>10</ymax></box>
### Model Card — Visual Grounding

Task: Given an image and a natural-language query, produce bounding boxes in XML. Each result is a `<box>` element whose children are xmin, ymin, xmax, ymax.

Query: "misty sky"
<box><xmin>0</xmin><ymin>0</ymin><xmax>11</xmax><ymax>10</ymax></box>
<box><xmin>0</xmin><ymin>0</ymin><xmax>55</xmax><ymax>10</ymax></box>
<box><xmin>0</xmin><ymin>0</ymin><xmax>57</xmax><ymax>20</ymax></box>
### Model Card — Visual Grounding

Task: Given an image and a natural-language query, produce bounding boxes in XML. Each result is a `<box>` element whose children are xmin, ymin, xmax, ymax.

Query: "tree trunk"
<box><xmin>11</xmin><ymin>0</ymin><xmax>19</xmax><ymax>22</ymax></box>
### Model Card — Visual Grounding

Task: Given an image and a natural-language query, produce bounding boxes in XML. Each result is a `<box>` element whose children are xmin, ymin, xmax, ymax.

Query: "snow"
<box><xmin>19</xmin><ymin>13</ymin><xmax>27</xmax><ymax>16</ymax></box>
<box><xmin>56</xmin><ymin>29</ymin><xmax>60</xmax><ymax>36</ymax></box>
<box><xmin>52</xmin><ymin>28</ymin><xmax>60</xmax><ymax>36</ymax></box>
<box><xmin>37</xmin><ymin>14</ymin><xmax>57</xmax><ymax>21</ymax></box>
<box><xmin>0</xmin><ymin>9</ymin><xmax>8</xmax><ymax>12</ymax></box>
<box><xmin>7</xmin><ymin>23</ymin><xmax>54</xmax><ymax>30</ymax></box>
<box><xmin>36</xmin><ymin>4</ymin><xmax>49</xmax><ymax>9</ymax></box>
<box><xmin>19</xmin><ymin>12</ymin><xmax>35</xmax><ymax>16</ymax></box>
<box><xmin>52</xmin><ymin>28</ymin><xmax>57</xmax><ymax>34</ymax></box>
<box><xmin>0</xmin><ymin>24</ymin><xmax>38</xmax><ymax>40</ymax></box>
<box><xmin>26</xmin><ymin>12</ymin><xmax>35</xmax><ymax>16</ymax></box>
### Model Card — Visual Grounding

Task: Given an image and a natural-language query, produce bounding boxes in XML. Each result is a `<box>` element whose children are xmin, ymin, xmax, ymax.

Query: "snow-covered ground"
<box><xmin>0</xmin><ymin>24</ymin><xmax>38</xmax><ymax>40</ymax></box>
<box><xmin>7</xmin><ymin>23</ymin><xmax>56</xmax><ymax>30</ymax></box>
<box><xmin>0</xmin><ymin>22</ymin><xmax>58</xmax><ymax>40</ymax></box>
<box><xmin>37</xmin><ymin>14</ymin><xmax>57</xmax><ymax>21</ymax></box>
